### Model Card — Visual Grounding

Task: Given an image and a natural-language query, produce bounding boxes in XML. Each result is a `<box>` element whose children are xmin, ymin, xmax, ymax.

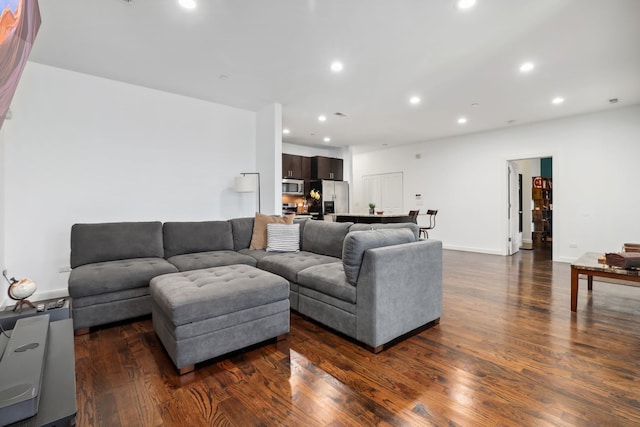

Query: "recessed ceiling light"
<box><xmin>283</xmin><ymin>129</ymin><xmax>290</xmax><ymax>135</ymax></box>
<box><xmin>318</xmin><ymin>115</ymin><xmax>327</xmax><ymax>122</ymax></box>
<box><xmin>323</xmin><ymin>137</ymin><xmax>331</xmax><ymax>143</ymax></box>
<box><xmin>409</xmin><ymin>96</ymin><xmax>421</xmax><ymax>105</ymax></box>
<box><xmin>330</xmin><ymin>61</ymin><xmax>344</xmax><ymax>73</ymax></box>
<box><xmin>457</xmin><ymin>117</ymin><xmax>468</xmax><ymax>124</ymax></box>
<box><xmin>178</xmin><ymin>0</ymin><xmax>196</xmax><ymax>9</ymax></box>
<box><xmin>456</xmin><ymin>0</ymin><xmax>476</xmax><ymax>10</ymax></box>
<box><xmin>551</xmin><ymin>97</ymin><xmax>564</xmax><ymax>105</ymax></box>
<box><xmin>519</xmin><ymin>62</ymin><xmax>535</xmax><ymax>73</ymax></box>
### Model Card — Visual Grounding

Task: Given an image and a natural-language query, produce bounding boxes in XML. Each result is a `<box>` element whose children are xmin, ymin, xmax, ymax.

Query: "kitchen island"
<box><xmin>332</xmin><ymin>213</ymin><xmax>415</xmax><ymax>224</ymax></box>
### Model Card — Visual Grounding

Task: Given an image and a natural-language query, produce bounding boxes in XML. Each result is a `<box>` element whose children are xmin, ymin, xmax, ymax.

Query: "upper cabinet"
<box><xmin>282</xmin><ymin>154</ymin><xmax>344</xmax><ymax>181</ymax></box>
<box><xmin>311</xmin><ymin>156</ymin><xmax>343</xmax><ymax>181</ymax></box>
<box><xmin>282</xmin><ymin>154</ymin><xmax>304</xmax><ymax>179</ymax></box>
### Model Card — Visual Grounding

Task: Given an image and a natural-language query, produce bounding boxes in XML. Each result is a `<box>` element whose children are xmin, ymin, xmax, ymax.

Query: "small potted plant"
<box><xmin>368</xmin><ymin>203</ymin><xmax>375</xmax><ymax>215</ymax></box>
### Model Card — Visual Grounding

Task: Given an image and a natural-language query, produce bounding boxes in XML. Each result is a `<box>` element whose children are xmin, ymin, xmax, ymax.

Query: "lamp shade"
<box><xmin>234</xmin><ymin>175</ymin><xmax>256</xmax><ymax>193</ymax></box>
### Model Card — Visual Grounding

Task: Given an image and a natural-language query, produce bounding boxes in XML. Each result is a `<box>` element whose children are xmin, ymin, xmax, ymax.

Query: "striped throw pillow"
<box><xmin>266</xmin><ymin>223</ymin><xmax>300</xmax><ymax>252</ymax></box>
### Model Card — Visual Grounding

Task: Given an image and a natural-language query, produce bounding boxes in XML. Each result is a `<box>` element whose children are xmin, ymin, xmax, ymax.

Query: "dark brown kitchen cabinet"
<box><xmin>302</xmin><ymin>156</ymin><xmax>311</xmax><ymax>193</ymax></box>
<box><xmin>311</xmin><ymin>156</ymin><xmax>343</xmax><ymax>180</ymax></box>
<box><xmin>282</xmin><ymin>154</ymin><xmax>304</xmax><ymax>178</ymax></box>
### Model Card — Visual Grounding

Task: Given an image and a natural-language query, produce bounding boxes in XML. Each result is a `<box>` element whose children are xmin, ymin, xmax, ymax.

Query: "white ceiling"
<box><xmin>28</xmin><ymin>0</ymin><xmax>640</xmax><ymax>150</ymax></box>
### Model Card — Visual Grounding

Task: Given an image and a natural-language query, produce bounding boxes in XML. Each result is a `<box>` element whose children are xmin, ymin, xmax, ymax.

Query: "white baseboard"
<box><xmin>520</xmin><ymin>240</ymin><xmax>534</xmax><ymax>250</ymax></box>
<box><xmin>443</xmin><ymin>245</ymin><xmax>505</xmax><ymax>256</ymax></box>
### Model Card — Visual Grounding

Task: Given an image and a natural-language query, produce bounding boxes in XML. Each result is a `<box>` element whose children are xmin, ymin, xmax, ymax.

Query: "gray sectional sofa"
<box><xmin>68</xmin><ymin>217</ymin><xmax>442</xmax><ymax>352</ymax></box>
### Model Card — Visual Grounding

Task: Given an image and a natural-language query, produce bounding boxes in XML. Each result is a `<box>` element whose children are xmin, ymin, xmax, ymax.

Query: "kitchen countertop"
<box><xmin>331</xmin><ymin>213</ymin><xmax>416</xmax><ymax>224</ymax></box>
<box><xmin>334</xmin><ymin>213</ymin><xmax>410</xmax><ymax>217</ymax></box>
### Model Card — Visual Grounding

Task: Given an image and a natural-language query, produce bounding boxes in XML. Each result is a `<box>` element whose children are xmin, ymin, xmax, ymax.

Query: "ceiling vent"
<box><xmin>334</xmin><ymin>112</ymin><xmax>348</xmax><ymax>117</ymax></box>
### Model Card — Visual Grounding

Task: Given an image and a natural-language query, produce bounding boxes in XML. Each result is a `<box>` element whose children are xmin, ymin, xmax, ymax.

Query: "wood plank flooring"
<box><xmin>73</xmin><ymin>248</ymin><xmax>640</xmax><ymax>426</ymax></box>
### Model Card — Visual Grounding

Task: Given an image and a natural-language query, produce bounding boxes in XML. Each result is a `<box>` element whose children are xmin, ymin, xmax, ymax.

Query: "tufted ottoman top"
<box><xmin>150</xmin><ymin>264</ymin><xmax>289</xmax><ymax>326</ymax></box>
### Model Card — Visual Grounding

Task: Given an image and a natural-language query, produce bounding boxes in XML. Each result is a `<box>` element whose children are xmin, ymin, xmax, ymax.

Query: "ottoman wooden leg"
<box><xmin>74</xmin><ymin>328</ymin><xmax>90</xmax><ymax>336</ymax></box>
<box><xmin>178</xmin><ymin>365</ymin><xmax>195</xmax><ymax>375</ymax></box>
<box><xmin>277</xmin><ymin>334</ymin><xmax>288</xmax><ymax>341</ymax></box>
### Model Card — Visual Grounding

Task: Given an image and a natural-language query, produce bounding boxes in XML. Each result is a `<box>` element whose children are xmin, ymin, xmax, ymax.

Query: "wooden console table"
<box><xmin>571</xmin><ymin>252</ymin><xmax>640</xmax><ymax>312</ymax></box>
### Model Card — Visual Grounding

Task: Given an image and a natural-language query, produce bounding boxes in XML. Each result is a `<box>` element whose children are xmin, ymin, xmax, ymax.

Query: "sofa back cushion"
<box><xmin>70</xmin><ymin>221</ymin><xmax>164</xmax><ymax>268</ymax></box>
<box><xmin>293</xmin><ymin>218</ymin><xmax>308</xmax><ymax>249</ymax></box>
<box><xmin>229</xmin><ymin>217</ymin><xmax>255</xmax><ymax>251</ymax></box>
<box><xmin>342</xmin><ymin>228</ymin><xmax>416</xmax><ymax>285</ymax></box>
<box><xmin>302</xmin><ymin>220</ymin><xmax>353</xmax><ymax>258</ymax></box>
<box><xmin>163</xmin><ymin>221</ymin><xmax>234</xmax><ymax>258</ymax></box>
<box><xmin>349</xmin><ymin>222</ymin><xmax>420</xmax><ymax>240</ymax></box>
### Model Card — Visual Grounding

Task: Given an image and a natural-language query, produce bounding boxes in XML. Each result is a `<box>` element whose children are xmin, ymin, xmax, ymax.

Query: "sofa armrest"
<box><xmin>355</xmin><ymin>239</ymin><xmax>442</xmax><ymax>348</ymax></box>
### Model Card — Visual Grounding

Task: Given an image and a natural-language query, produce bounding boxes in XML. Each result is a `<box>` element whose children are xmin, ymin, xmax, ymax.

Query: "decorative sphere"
<box><xmin>8</xmin><ymin>278</ymin><xmax>37</xmax><ymax>300</ymax></box>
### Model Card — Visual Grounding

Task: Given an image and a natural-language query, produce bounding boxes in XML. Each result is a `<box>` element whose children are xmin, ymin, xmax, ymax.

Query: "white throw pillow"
<box><xmin>266</xmin><ymin>223</ymin><xmax>300</xmax><ymax>252</ymax></box>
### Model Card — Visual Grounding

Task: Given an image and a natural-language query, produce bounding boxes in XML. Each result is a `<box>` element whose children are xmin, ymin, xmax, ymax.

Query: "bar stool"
<box><xmin>419</xmin><ymin>210</ymin><xmax>438</xmax><ymax>239</ymax></box>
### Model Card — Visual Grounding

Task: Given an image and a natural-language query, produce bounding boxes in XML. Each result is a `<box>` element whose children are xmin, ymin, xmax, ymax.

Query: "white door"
<box><xmin>362</xmin><ymin>172</ymin><xmax>403</xmax><ymax>213</ymax></box>
<box><xmin>508</xmin><ymin>162</ymin><xmax>523</xmax><ymax>255</ymax></box>
<box><xmin>380</xmin><ymin>173</ymin><xmax>403</xmax><ymax>213</ymax></box>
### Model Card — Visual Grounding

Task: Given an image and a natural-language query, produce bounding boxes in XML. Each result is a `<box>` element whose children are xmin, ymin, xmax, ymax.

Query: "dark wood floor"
<box><xmin>74</xmin><ymin>248</ymin><xmax>640</xmax><ymax>426</ymax></box>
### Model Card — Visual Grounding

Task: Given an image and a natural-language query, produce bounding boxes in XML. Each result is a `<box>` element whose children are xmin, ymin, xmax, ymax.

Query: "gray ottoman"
<box><xmin>150</xmin><ymin>264</ymin><xmax>290</xmax><ymax>374</ymax></box>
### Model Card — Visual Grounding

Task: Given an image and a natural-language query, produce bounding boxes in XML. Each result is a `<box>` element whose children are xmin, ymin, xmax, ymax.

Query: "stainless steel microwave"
<box><xmin>282</xmin><ymin>179</ymin><xmax>304</xmax><ymax>195</ymax></box>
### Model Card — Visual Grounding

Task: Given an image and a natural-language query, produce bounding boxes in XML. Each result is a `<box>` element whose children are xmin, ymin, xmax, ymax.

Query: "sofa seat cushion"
<box><xmin>71</xmin><ymin>287</ymin><xmax>149</xmax><ymax>309</ymax></box>
<box><xmin>238</xmin><ymin>248</ymin><xmax>278</xmax><ymax>262</ymax></box>
<box><xmin>297</xmin><ymin>262</ymin><xmax>355</xmax><ymax>304</ymax></box>
<box><xmin>69</xmin><ymin>257</ymin><xmax>178</xmax><ymax>298</ymax></box>
<box><xmin>167</xmin><ymin>250</ymin><xmax>257</xmax><ymax>272</ymax></box>
<box><xmin>150</xmin><ymin>265</ymin><xmax>289</xmax><ymax>326</ymax></box>
<box><xmin>257</xmin><ymin>251</ymin><xmax>340</xmax><ymax>283</ymax></box>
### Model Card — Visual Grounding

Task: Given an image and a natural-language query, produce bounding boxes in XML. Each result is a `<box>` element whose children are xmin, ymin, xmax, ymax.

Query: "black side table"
<box><xmin>1</xmin><ymin>318</ymin><xmax>77</xmax><ymax>426</ymax></box>
<box><xmin>0</xmin><ymin>299</ymin><xmax>70</xmax><ymax>330</ymax></box>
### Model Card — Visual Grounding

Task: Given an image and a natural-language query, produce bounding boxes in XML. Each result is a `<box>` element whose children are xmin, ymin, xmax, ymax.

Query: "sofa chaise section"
<box><xmin>297</xmin><ymin>228</ymin><xmax>442</xmax><ymax>351</ymax></box>
<box><xmin>68</xmin><ymin>221</ymin><xmax>178</xmax><ymax>332</ymax></box>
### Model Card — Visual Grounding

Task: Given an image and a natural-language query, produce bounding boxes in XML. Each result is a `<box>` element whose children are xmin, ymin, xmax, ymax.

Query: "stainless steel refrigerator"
<box><xmin>310</xmin><ymin>180</ymin><xmax>349</xmax><ymax>216</ymax></box>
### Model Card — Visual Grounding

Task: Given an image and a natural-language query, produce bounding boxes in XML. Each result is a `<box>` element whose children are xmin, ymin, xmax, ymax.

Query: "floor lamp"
<box><xmin>234</xmin><ymin>172</ymin><xmax>261</xmax><ymax>213</ymax></box>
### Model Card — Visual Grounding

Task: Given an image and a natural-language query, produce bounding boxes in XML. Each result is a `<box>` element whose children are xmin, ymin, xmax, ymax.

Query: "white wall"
<box><xmin>256</xmin><ymin>103</ymin><xmax>282</xmax><ymax>215</ymax></box>
<box><xmin>353</xmin><ymin>105</ymin><xmax>640</xmax><ymax>262</ymax></box>
<box><xmin>0</xmin><ymin>126</ymin><xmax>5</xmax><ymax>308</ymax></box>
<box><xmin>282</xmin><ymin>142</ymin><xmax>341</xmax><ymax>158</ymax></box>
<box><xmin>2</xmin><ymin>62</ymin><xmax>257</xmax><ymax>303</ymax></box>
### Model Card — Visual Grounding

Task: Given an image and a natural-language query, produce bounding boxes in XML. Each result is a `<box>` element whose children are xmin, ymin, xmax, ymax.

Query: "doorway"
<box><xmin>508</xmin><ymin>157</ymin><xmax>552</xmax><ymax>259</ymax></box>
